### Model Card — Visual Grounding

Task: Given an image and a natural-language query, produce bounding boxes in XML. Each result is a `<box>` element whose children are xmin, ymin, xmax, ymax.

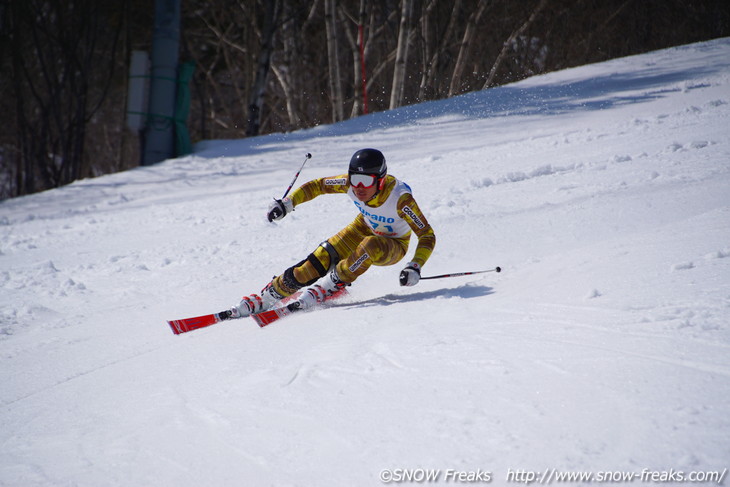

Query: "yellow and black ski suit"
<box><xmin>270</xmin><ymin>174</ymin><xmax>436</xmax><ymax>297</ymax></box>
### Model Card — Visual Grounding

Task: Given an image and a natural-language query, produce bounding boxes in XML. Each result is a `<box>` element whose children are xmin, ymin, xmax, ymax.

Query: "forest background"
<box><xmin>1</xmin><ymin>0</ymin><xmax>728</xmax><ymax>199</ymax></box>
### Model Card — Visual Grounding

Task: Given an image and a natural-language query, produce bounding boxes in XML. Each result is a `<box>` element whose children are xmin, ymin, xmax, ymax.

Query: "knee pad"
<box><xmin>306</xmin><ymin>240</ymin><xmax>341</xmax><ymax>279</ymax></box>
<box><xmin>289</xmin><ymin>240</ymin><xmax>342</xmax><ymax>287</ymax></box>
<box><xmin>317</xmin><ymin>240</ymin><xmax>341</xmax><ymax>273</ymax></box>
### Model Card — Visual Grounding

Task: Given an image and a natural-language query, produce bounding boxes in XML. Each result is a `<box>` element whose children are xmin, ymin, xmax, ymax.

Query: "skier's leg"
<box><xmin>296</xmin><ymin>234</ymin><xmax>408</xmax><ymax>310</ymax></box>
<box><xmin>273</xmin><ymin>217</ymin><xmax>370</xmax><ymax>294</ymax></box>
<box><xmin>285</xmin><ymin>220</ymin><xmax>381</xmax><ymax>309</ymax></box>
<box><xmin>295</xmin><ymin>215</ymin><xmax>409</xmax><ymax>289</ymax></box>
<box><xmin>233</xmin><ymin>219</ymin><xmax>405</xmax><ymax>316</ymax></box>
<box><xmin>335</xmin><ymin>235</ymin><xmax>408</xmax><ymax>283</ymax></box>
<box><xmin>269</xmin><ymin>239</ymin><xmax>345</xmax><ymax>296</ymax></box>
<box><xmin>232</xmin><ymin>222</ymin><xmax>363</xmax><ymax>317</ymax></box>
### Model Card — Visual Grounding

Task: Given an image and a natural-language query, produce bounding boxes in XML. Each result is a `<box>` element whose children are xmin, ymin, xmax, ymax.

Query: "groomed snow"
<box><xmin>1</xmin><ymin>39</ymin><xmax>729</xmax><ymax>486</ymax></box>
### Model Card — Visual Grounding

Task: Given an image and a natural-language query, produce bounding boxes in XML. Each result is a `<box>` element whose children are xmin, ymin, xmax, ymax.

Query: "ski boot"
<box><xmin>230</xmin><ymin>281</ymin><xmax>285</xmax><ymax>318</ymax></box>
<box><xmin>293</xmin><ymin>269</ymin><xmax>349</xmax><ymax>310</ymax></box>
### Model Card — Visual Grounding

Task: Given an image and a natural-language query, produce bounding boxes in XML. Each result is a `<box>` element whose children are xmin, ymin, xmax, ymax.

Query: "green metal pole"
<box><xmin>143</xmin><ymin>0</ymin><xmax>180</xmax><ymax>165</ymax></box>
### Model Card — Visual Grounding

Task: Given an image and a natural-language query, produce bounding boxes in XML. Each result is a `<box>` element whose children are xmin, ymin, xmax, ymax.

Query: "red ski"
<box><xmin>167</xmin><ymin>288</ymin><xmax>348</xmax><ymax>334</ymax></box>
<box><xmin>252</xmin><ymin>287</ymin><xmax>349</xmax><ymax>327</ymax></box>
<box><xmin>168</xmin><ymin>310</ymin><xmax>233</xmax><ymax>335</ymax></box>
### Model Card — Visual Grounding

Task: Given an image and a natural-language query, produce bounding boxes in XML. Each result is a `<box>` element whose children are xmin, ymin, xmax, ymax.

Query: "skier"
<box><xmin>230</xmin><ymin>148</ymin><xmax>436</xmax><ymax>318</ymax></box>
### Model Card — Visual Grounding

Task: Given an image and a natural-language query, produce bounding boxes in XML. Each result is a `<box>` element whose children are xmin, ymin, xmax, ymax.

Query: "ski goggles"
<box><xmin>349</xmin><ymin>173</ymin><xmax>378</xmax><ymax>188</ymax></box>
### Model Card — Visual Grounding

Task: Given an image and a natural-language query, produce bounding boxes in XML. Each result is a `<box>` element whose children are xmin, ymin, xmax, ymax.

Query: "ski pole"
<box><xmin>282</xmin><ymin>153</ymin><xmax>312</xmax><ymax>199</ymax></box>
<box><xmin>420</xmin><ymin>266</ymin><xmax>501</xmax><ymax>280</ymax></box>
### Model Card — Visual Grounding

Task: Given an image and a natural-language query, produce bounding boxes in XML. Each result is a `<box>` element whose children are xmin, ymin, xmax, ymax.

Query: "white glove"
<box><xmin>399</xmin><ymin>261</ymin><xmax>421</xmax><ymax>287</ymax></box>
<box><xmin>267</xmin><ymin>197</ymin><xmax>294</xmax><ymax>222</ymax></box>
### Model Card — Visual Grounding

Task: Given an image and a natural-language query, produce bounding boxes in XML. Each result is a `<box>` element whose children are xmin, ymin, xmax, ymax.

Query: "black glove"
<box><xmin>399</xmin><ymin>261</ymin><xmax>421</xmax><ymax>286</ymax></box>
<box><xmin>267</xmin><ymin>197</ymin><xmax>293</xmax><ymax>222</ymax></box>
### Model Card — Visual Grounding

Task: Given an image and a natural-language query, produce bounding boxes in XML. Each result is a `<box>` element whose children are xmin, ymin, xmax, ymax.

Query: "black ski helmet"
<box><xmin>349</xmin><ymin>148</ymin><xmax>387</xmax><ymax>178</ymax></box>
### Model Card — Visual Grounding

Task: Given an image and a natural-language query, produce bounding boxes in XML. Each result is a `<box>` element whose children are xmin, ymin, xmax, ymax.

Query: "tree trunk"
<box><xmin>338</xmin><ymin>0</ymin><xmax>370</xmax><ymax>118</ymax></box>
<box><xmin>272</xmin><ymin>0</ymin><xmax>302</xmax><ymax>129</ymax></box>
<box><xmin>246</xmin><ymin>0</ymin><xmax>280</xmax><ymax>137</ymax></box>
<box><xmin>324</xmin><ymin>0</ymin><xmax>345</xmax><ymax>122</ymax></box>
<box><xmin>357</xmin><ymin>0</ymin><xmax>369</xmax><ymax>115</ymax></box>
<box><xmin>415</xmin><ymin>0</ymin><xmax>438</xmax><ymax>102</ymax></box>
<box><xmin>418</xmin><ymin>0</ymin><xmax>462</xmax><ymax>100</ymax></box>
<box><xmin>483</xmin><ymin>0</ymin><xmax>548</xmax><ymax>89</ymax></box>
<box><xmin>448</xmin><ymin>0</ymin><xmax>489</xmax><ymax>97</ymax></box>
<box><xmin>389</xmin><ymin>0</ymin><xmax>413</xmax><ymax>110</ymax></box>
<box><xmin>9</xmin><ymin>0</ymin><xmax>123</xmax><ymax>195</ymax></box>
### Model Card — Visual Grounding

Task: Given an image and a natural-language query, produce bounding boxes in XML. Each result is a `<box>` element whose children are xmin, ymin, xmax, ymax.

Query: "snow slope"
<box><xmin>1</xmin><ymin>39</ymin><xmax>729</xmax><ymax>486</ymax></box>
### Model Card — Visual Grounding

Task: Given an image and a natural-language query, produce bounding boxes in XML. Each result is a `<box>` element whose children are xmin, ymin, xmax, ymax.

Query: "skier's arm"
<box><xmin>397</xmin><ymin>193</ymin><xmax>436</xmax><ymax>268</ymax></box>
<box><xmin>269</xmin><ymin>175</ymin><xmax>349</xmax><ymax>221</ymax></box>
<box><xmin>289</xmin><ymin>175</ymin><xmax>349</xmax><ymax>207</ymax></box>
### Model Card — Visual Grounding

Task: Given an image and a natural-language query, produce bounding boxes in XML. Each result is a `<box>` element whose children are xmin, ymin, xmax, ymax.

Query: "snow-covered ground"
<box><xmin>1</xmin><ymin>38</ymin><xmax>729</xmax><ymax>486</ymax></box>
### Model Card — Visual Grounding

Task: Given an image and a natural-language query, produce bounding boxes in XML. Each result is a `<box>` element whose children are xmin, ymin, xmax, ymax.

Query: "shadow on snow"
<box><xmin>331</xmin><ymin>284</ymin><xmax>494</xmax><ymax>310</ymax></box>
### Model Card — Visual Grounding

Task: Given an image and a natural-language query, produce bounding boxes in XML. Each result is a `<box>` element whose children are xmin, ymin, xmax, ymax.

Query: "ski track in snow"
<box><xmin>1</xmin><ymin>38</ymin><xmax>729</xmax><ymax>486</ymax></box>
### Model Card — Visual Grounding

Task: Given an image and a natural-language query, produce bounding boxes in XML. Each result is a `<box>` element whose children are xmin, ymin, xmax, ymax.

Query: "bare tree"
<box><xmin>418</xmin><ymin>0</ymin><xmax>462</xmax><ymax>101</ymax></box>
<box><xmin>358</xmin><ymin>5</ymin><xmax>398</xmax><ymax>112</ymax></box>
<box><xmin>483</xmin><ymin>0</ymin><xmax>548</xmax><ymax>89</ymax></box>
<box><xmin>389</xmin><ymin>0</ymin><xmax>413</xmax><ymax>109</ymax></box>
<box><xmin>8</xmin><ymin>0</ymin><xmax>125</xmax><ymax>196</ymax></box>
<box><xmin>339</xmin><ymin>0</ymin><xmax>370</xmax><ymax>118</ymax></box>
<box><xmin>448</xmin><ymin>0</ymin><xmax>490</xmax><ymax>97</ymax></box>
<box><xmin>324</xmin><ymin>0</ymin><xmax>345</xmax><ymax>122</ymax></box>
<box><xmin>196</xmin><ymin>8</ymin><xmax>248</xmax><ymax>133</ymax></box>
<box><xmin>415</xmin><ymin>0</ymin><xmax>438</xmax><ymax>101</ymax></box>
<box><xmin>272</xmin><ymin>1</ymin><xmax>304</xmax><ymax>129</ymax></box>
<box><xmin>247</xmin><ymin>0</ymin><xmax>281</xmax><ymax>136</ymax></box>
